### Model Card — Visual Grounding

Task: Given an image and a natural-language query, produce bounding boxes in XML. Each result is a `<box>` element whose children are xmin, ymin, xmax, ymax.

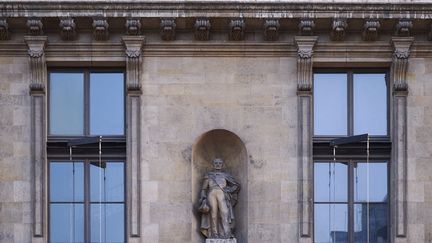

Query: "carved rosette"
<box><xmin>298</xmin><ymin>18</ymin><xmax>315</xmax><ymax>36</ymax></box>
<box><xmin>194</xmin><ymin>18</ymin><xmax>211</xmax><ymax>41</ymax></box>
<box><xmin>92</xmin><ymin>17</ymin><xmax>109</xmax><ymax>41</ymax></box>
<box><xmin>160</xmin><ymin>18</ymin><xmax>176</xmax><ymax>41</ymax></box>
<box><xmin>395</xmin><ymin>19</ymin><xmax>412</xmax><ymax>37</ymax></box>
<box><xmin>330</xmin><ymin>18</ymin><xmax>347</xmax><ymax>41</ymax></box>
<box><xmin>59</xmin><ymin>18</ymin><xmax>76</xmax><ymax>41</ymax></box>
<box><xmin>0</xmin><ymin>18</ymin><xmax>10</xmax><ymax>40</ymax></box>
<box><xmin>25</xmin><ymin>36</ymin><xmax>48</xmax><ymax>93</ymax></box>
<box><xmin>229</xmin><ymin>19</ymin><xmax>245</xmax><ymax>41</ymax></box>
<box><xmin>295</xmin><ymin>36</ymin><xmax>318</xmax><ymax>91</ymax></box>
<box><xmin>391</xmin><ymin>37</ymin><xmax>413</xmax><ymax>92</ymax></box>
<box><xmin>27</xmin><ymin>18</ymin><xmax>43</xmax><ymax>36</ymax></box>
<box><xmin>362</xmin><ymin>19</ymin><xmax>380</xmax><ymax>41</ymax></box>
<box><xmin>126</xmin><ymin>18</ymin><xmax>142</xmax><ymax>36</ymax></box>
<box><xmin>264</xmin><ymin>19</ymin><xmax>280</xmax><ymax>41</ymax></box>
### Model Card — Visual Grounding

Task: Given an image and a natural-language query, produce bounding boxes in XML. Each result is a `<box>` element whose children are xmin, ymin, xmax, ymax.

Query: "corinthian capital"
<box><xmin>295</xmin><ymin>36</ymin><xmax>318</xmax><ymax>92</ymax></box>
<box><xmin>391</xmin><ymin>37</ymin><xmax>414</xmax><ymax>92</ymax></box>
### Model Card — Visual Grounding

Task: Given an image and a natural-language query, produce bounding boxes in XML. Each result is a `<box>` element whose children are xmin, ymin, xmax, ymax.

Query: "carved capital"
<box><xmin>59</xmin><ymin>18</ymin><xmax>76</xmax><ymax>41</ymax></box>
<box><xmin>126</xmin><ymin>18</ymin><xmax>142</xmax><ymax>36</ymax></box>
<box><xmin>229</xmin><ymin>19</ymin><xmax>245</xmax><ymax>41</ymax></box>
<box><xmin>330</xmin><ymin>18</ymin><xmax>347</xmax><ymax>41</ymax></box>
<box><xmin>160</xmin><ymin>18</ymin><xmax>176</xmax><ymax>41</ymax></box>
<box><xmin>295</xmin><ymin>36</ymin><xmax>318</xmax><ymax>91</ymax></box>
<box><xmin>93</xmin><ymin>17</ymin><xmax>109</xmax><ymax>41</ymax></box>
<box><xmin>27</xmin><ymin>18</ymin><xmax>43</xmax><ymax>36</ymax></box>
<box><xmin>194</xmin><ymin>18</ymin><xmax>211</xmax><ymax>41</ymax></box>
<box><xmin>362</xmin><ymin>19</ymin><xmax>380</xmax><ymax>41</ymax></box>
<box><xmin>264</xmin><ymin>19</ymin><xmax>280</xmax><ymax>41</ymax></box>
<box><xmin>395</xmin><ymin>19</ymin><xmax>412</xmax><ymax>37</ymax></box>
<box><xmin>25</xmin><ymin>36</ymin><xmax>48</xmax><ymax>93</ymax></box>
<box><xmin>0</xmin><ymin>18</ymin><xmax>10</xmax><ymax>40</ymax></box>
<box><xmin>298</xmin><ymin>18</ymin><xmax>315</xmax><ymax>36</ymax></box>
<box><xmin>122</xmin><ymin>36</ymin><xmax>145</xmax><ymax>92</ymax></box>
<box><xmin>391</xmin><ymin>37</ymin><xmax>414</xmax><ymax>92</ymax></box>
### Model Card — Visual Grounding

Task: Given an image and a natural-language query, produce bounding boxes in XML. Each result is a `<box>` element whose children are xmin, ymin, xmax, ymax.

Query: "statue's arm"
<box><xmin>200</xmin><ymin>175</ymin><xmax>209</xmax><ymax>199</ymax></box>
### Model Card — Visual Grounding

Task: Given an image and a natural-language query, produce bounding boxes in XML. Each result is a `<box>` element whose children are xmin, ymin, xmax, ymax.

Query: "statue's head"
<box><xmin>212</xmin><ymin>158</ymin><xmax>224</xmax><ymax>170</ymax></box>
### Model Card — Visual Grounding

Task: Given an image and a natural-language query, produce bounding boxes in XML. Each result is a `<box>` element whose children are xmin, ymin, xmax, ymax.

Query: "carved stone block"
<box><xmin>92</xmin><ymin>17</ymin><xmax>109</xmax><ymax>41</ymax></box>
<box><xmin>59</xmin><ymin>18</ymin><xmax>76</xmax><ymax>41</ymax></box>
<box><xmin>0</xmin><ymin>18</ymin><xmax>9</xmax><ymax>40</ymax></box>
<box><xmin>298</xmin><ymin>18</ymin><xmax>315</xmax><ymax>36</ymax></box>
<box><xmin>330</xmin><ymin>18</ymin><xmax>347</xmax><ymax>41</ymax></box>
<box><xmin>194</xmin><ymin>18</ymin><xmax>211</xmax><ymax>41</ymax></box>
<box><xmin>126</xmin><ymin>18</ymin><xmax>141</xmax><ymax>36</ymax></box>
<box><xmin>160</xmin><ymin>18</ymin><xmax>176</xmax><ymax>41</ymax></box>
<box><xmin>395</xmin><ymin>19</ymin><xmax>412</xmax><ymax>37</ymax></box>
<box><xmin>206</xmin><ymin>239</ymin><xmax>237</xmax><ymax>243</ymax></box>
<box><xmin>362</xmin><ymin>19</ymin><xmax>380</xmax><ymax>41</ymax></box>
<box><xmin>229</xmin><ymin>19</ymin><xmax>245</xmax><ymax>41</ymax></box>
<box><xmin>264</xmin><ymin>19</ymin><xmax>280</xmax><ymax>41</ymax></box>
<box><xmin>27</xmin><ymin>18</ymin><xmax>43</xmax><ymax>36</ymax></box>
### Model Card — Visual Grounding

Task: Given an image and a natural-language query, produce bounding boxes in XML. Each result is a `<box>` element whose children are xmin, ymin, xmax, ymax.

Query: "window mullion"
<box><xmin>348</xmin><ymin>160</ymin><xmax>354</xmax><ymax>243</ymax></box>
<box><xmin>84</xmin><ymin>159</ymin><xmax>90</xmax><ymax>243</ymax></box>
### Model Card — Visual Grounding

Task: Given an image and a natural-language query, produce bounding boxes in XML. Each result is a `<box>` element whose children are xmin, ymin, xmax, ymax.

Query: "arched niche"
<box><xmin>191</xmin><ymin>129</ymin><xmax>248</xmax><ymax>243</ymax></box>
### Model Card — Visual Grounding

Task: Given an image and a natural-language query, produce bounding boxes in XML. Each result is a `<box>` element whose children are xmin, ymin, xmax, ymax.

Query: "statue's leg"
<box><xmin>208</xmin><ymin>191</ymin><xmax>219</xmax><ymax>237</ymax></box>
<box><xmin>216</xmin><ymin>192</ymin><xmax>231</xmax><ymax>238</ymax></box>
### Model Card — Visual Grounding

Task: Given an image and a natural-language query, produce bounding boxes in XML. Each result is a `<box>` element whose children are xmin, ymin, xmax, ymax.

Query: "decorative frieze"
<box><xmin>298</xmin><ymin>18</ymin><xmax>315</xmax><ymax>36</ymax></box>
<box><xmin>330</xmin><ymin>18</ymin><xmax>347</xmax><ymax>41</ymax></box>
<box><xmin>92</xmin><ymin>17</ymin><xmax>109</xmax><ymax>41</ymax></box>
<box><xmin>263</xmin><ymin>19</ymin><xmax>280</xmax><ymax>41</ymax></box>
<box><xmin>395</xmin><ymin>19</ymin><xmax>412</xmax><ymax>37</ymax></box>
<box><xmin>0</xmin><ymin>18</ymin><xmax>9</xmax><ymax>40</ymax></box>
<box><xmin>27</xmin><ymin>18</ymin><xmax>43</xmax><ymax>36</ymax></box>
<box><xmin>126</xmin><ymin>18</ymin><xmax>141</xmax><ymax>36</ymax></box>
<box><xmin>194</xmin><ymin>18</ymin><xmax>211</xmax><ymax>41</ymax></box>
<box><xmin>229</xmin><ymin>19</ymin><xmax>245</xmax><ymax>41</ymax></box>
<box><xmin>362</xmin><ymin>19</ymin><xmax>380</xmax><ymax>41</ymax></box>
<box><xmin>59</xmin><ymin>18</ymin><xmax>76</xmax><ymax>41</ymax></box>
<box><xmin>160</xmin><ymin>18</ymin><xmax>176</xmax><ymax>41</ymax></box>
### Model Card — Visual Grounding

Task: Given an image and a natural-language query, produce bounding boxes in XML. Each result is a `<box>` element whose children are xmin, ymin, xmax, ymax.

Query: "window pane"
<box><xmin>354</xmin><ymin>204</ymin><xmax>388</xmax><ymax>243</ymax></box>
<box><xmin>50</xmin><ymin>203</ymin><xmax>84</xmax><ymax>243</ymax></box>
<box><xmin>354</xmin><ymin>73</ymin><xmax>387</xmax><ymax>135</ymax></box>
<box><xmin>90</xmin><ymin>73</ymin><xmax>124</xmax><ymax>135</ymax></box>
<box><xmin>314</xmin><ymin>162</ymin><xmax>348</xmax><ymax>202</ymax></box>
<box><xmin>90</xmin><ymin>162</ymin><xmax>124</xmax><ymax>202</ymax></box>
<box><xmin>314</xmin><ymin>73</ymin><xmax>347</xmax><ymax>136</ymax></box>
<box><xmin>314</xmin><ymin>204</ymin><xmax>348</xmax><ymax>243</ymax></box>
<box><xmin>50</xmin><ymin>72</ymin><xmax>84</xmax><ymax>135</ymax></box>
<box><xmin>91</xmin><ymin>204</ymin><xmax>125</xmax><ymax>243</ymax></box>
<box><xmin>354</xmin><ymin>162</ymin><xmax>388</xmax><ymax>202</ymax></box>
<box><xmin>50</xmin><ymin>162</ymin><xmax>84</xmax><ymax>202</ymax></box>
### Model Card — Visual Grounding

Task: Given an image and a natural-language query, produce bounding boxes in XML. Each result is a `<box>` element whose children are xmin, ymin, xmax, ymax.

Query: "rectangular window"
<box><xmin>49</xmin><ymin>70</ymin><xmax>125</xmax><ymax>136</ymax></box>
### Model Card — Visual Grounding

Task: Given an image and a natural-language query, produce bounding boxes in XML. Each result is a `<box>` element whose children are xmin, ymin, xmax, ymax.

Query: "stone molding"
<box><xmin>194</xmin><ymin>18</ymin><xmax>211</xmax><ymax>41</ymax></box>
<box><xmin>126</xmin><ymin>18</ymin><xmax>142</xmax><ymax>36</ymax></box>
<box><xmin>160</xmin><ymin>18</ymin><xmax>176</xmax><ymax>41</ymax></box>
<box><xmin>0</xmin><ymin>18</ymin><xmax>9</xmax><ymax>40</ymax></box>
<box><xmin>229</xmin><ymin>19</ymin><xmax>245</xmax><ymax>41</ymax></box>
<box><xmin>263</xmin><ymin>18</ymin><xmax>280</xmax><ymax>41</ymax></box>
<box><xmin>93</xmin><ymin>17</ymin><xmax>109</xmax><ymax>41</ymax></box>
<box><xmin>59</xmin><ymin>17</ymin><xmax>76</xmax><ymax>41</ymax></box>
<box><xmin>330</xmin><ymin>18</ymin><xmax>347</xmax><ymax>41</ymax></box>
<box><xmin>391</xmin><ymin>37</ymin><xmax>413</xmax><ymax>91</ymax></box>
<box><xmin>26</xmin><ymin>17</ymin><xmax>43</xmax><ymax>36</ymax></box>
<box><xmin>395</xmin><ymin>19</ymin><xmax>412</xmax><ymax>37</ymax></box>
<box><xmin>362</xmin><ymin>19</ymin><xmax>380</xmax><ymax>41</ymax></box>
<box><xmin>298</xmin><ymin>18</ymin><xmax>315</xmax><ymax>36</ymax></box>
<box><xmin>122</xmin><ymin>35</ymin><xmax>144</xmax><ymax>238</ymax></box>
<box><xmin>295</xmin><ymin>35</ymin><xmax>317</xmax><ymax>239</ymax></box>
<box><xmin>25</xmin><ymin>35</ymin><xmax>48</xmax><ymax>238</ymax></box>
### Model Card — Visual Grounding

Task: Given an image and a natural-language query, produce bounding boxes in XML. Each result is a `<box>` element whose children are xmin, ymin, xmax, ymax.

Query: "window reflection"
<box><xmin>354</xmin><ymin>204</ymin><xmax>388</xmax><ymax>243</ymax></box>
<box><xmin>50</xmin><ymin>204</ymin><xmax>84</xmax><ymax>243</ymax></box>
<box><xmin>50</xmin><ymin>162</ymin><xmax>84</xmax><ymax>202</ymax></box>
<box><xmin>314</xmin><ymin>204</ymin><xmax>349</xmax><ymax>243</ymax></box>
<box><xmin>314</xmin><ymin>162</ymin><xmax>348</xmax><ymax>202</ymax></box>
<box><xmin>90</xmin><ymin>162</ymin><xmax>124</xmax><ymax>202</ymax></box>
<box><xmin>354</xmin><ymin>162</ymin><xmax>388</xmax><ymax>202</ymax></box>
<box><xmin>90</xmin><ymin>204</ymin><xmax>125</xmax><ymax>243</ymax></box>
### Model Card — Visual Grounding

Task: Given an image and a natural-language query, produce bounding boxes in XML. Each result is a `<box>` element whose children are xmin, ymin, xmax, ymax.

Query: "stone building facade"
<box><xmin>0</xmin><ymin>1</ymin><xmax>431</xmax><ymax>243</ymax></box>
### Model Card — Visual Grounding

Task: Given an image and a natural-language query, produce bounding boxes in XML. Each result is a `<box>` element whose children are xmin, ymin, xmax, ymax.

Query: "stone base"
<box><xmin>206</xmin><ymin>238</ymin><xmax>237</xmax><ymax>243</ymax></box>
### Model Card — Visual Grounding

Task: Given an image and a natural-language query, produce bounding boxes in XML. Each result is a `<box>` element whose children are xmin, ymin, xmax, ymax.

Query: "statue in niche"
<box><xmin>198</xmin><ymin>158</ymin><xmax>240</xmax><ymax>239</ymax></box>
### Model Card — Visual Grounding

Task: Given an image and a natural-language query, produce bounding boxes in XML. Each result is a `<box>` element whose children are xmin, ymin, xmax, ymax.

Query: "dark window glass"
<box><xmin>354</xmin><ymin>162</ymin><xmax>388</xmax><ymax>203</ymax></box>
<box><xmin>90</xmin><ymin>204</ymin><xmax>125</xmax><ymax>243</ymax></box>
<box><xmin>50</xmin><ymin>162</ymin><xmax>84</xmax><ymax>202</ymax></box>
<box><xmin>314</xmin><ymin>162</ymin><xmax>348</xmax><ymax>202</ymax></box>
<box><xmin>354</xmin><ymin>204</ymin><xmax>388</xmax><ymax>243</ymax></box>
<box><xmin>354</xmin><ymin>74</ymin><xmax>387</xmax><ymax>135</ymax></box>
<box><xmin>49</xmin><ymin>73</ymin><xmax>84</xmax><ymax>135</ymax></box>
<box><xmin>90</xmin><ymin>162</ymin><xmax>124</xmax><ymax>202</ymax></box>
<box><xmin>90</xmin><ymin>73</ymin><xmax>124</xmax><ymax>135</ymax></box>
<box><xmin>314</xmin><ymin>204</ymin><xmax>349</xmax><ymax>243</ymax></box>
<box><xmin>50</xmin><ymin>203</ymin><xmax>84</xmax><ymax>243</ymax></box>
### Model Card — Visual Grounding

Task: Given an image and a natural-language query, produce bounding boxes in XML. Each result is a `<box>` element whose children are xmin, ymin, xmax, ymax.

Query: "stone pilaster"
<box><xmin>390</xmin><ymin>36</ymin><xmax>413</xmax><ymax>239</ymax></box>
<box><xmin>25</xmin><ymin>35</ymin><xmax>48</xmax><ymax>238</ymax></box>
<box><xmin>122</xmin><ymin>35</ymin><xmax>145</xmax><ymax>238</ymax></box>
<box><xmin>295</xmin><ymin>36</ymin><xmax>317</xmax><ymax>238</ymax></box>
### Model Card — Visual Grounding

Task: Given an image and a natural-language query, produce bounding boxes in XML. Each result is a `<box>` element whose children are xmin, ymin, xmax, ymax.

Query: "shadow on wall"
<box><xmin>191</xmin><ymin>129</ymin><xmax>249</xmax><ymax>243</ymax></box>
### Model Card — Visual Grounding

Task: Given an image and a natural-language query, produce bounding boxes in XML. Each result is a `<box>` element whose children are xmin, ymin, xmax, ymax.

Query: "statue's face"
<box><xmin>212</xmin><ymin>158</ymin><xmax>223</xmax><ymax>170</ymax></box>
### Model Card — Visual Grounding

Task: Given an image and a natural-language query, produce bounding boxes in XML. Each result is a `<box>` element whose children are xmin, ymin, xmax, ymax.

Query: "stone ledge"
<box><xmin>206</xmin><ymin>238</ymin><xmax>237</xmax><ymax>243</ymax></box>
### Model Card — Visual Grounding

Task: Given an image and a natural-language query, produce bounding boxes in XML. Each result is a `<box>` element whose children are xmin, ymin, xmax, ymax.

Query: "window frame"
<box><xmin>313</xmin><ymin>68</ymin><xmax>390</xmax><ymax>140</ymax></box>
<box><xmin>47</xmin><ymin>68</ymin><xmax>127</xmax><ymax>138</ymax></box>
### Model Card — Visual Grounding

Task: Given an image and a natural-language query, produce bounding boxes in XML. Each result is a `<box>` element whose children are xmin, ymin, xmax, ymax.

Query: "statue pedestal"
<box><xmin>206</xmin><ymin>239</ymin><xmax>237</xmax><ymax>243</ymax></box>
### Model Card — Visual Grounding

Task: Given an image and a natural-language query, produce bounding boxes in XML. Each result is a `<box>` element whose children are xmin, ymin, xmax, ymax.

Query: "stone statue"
<box><xmin>198</xmin><ymin>158</ymin><xmax>240</xmax><ymax>240</ymax></box>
